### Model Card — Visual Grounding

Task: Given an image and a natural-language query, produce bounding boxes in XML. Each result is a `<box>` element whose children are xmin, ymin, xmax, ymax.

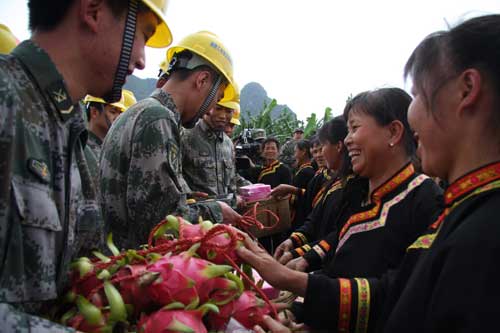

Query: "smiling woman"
<box><xmin>237</xmin><ymin>14</ymin><xmax>500</xmax><ymax>333</ymax></box>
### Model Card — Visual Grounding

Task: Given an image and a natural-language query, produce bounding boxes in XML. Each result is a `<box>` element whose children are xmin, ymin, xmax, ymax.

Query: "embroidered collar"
<box><xmin>258</xmin><ymin>160</ymin><xmax>281</xmax><ymax>181</ymax></box>
<box><xmin>296</xmin><ymin>162</ymin><xmax>313</xmax><ymax>176</ymax></box>
<box><xmin>315</xmin><ymin>167</ymin><xmax>324</xmax><ymax>176</ymax></box>
<box><xmin>371</xmin><ymin>163</ymin><xmax>415</xmax><ymax>202</ymax></box>
<box><xmin>12</xmin><ymin>40</ymin><xmax>75</xmax><ymax>121</ymax></box>
<box><xmin>337</xmin><ymin>164</ymin><xmax>418</xmax><ymax>240</ymax></box>
<box><xmin>444</xmin><ymin>161</ymin><xmax>500</xmax><ymax>207</ymax></box>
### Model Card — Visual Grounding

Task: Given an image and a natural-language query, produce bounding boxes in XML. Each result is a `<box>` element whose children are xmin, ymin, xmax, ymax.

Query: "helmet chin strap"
<box><xmin>103</xmin><ymin>0</ymin><xmax>138</xmax><ymax>103</ymax></box>
<box><xmin>183</xmin><ymin>75</ymin><xmax>223</xmax><ymax>129</ymax></box>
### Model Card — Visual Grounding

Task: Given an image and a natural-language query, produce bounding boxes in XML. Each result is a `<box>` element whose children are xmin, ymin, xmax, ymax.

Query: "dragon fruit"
<box><xmin>114</xmin><ymin>264</ymin><xmax>158</xmax><ymax>314</ymax></box>
<box><xmin>207</xmin><ymin>290</ymin><xmax>271</xmax><ymax>330</ymax></box>
<box><xmin>146</xmin><ymin>265</ymin><xmax>200</xmax><ymax>309</ymax></box>
<box><xmin>150</xmin><ymin>245</ymin><xmax>233</xmax><ymax>286</ymax></box>
<box><xmin>138</xmin><ymin>303</ymin><xmax>218</xmax><ymax>333</ymax></box>
<box><xmin>157</xmin><ymin>216</ymin><xmax>244</xmax><ymax>266</ymax></box>
<box><xmin>145</xmin><ymin>245</ymin><xmax>234</xmax><ymax>309</ymax></box>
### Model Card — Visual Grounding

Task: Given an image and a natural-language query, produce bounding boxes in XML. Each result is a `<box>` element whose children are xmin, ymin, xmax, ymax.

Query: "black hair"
<box><xmin>318</xmin><ymin>116</ymin><xmax>352</xmax><ymax>180</ymax></box>
<box><xmin>167</xmin><ymin>50</ymin><xmax>219</xmax><ymax>84</ymax></box>
<box><xmin>295</xmin><ymin>139</ymin><xmax>312</xmax><ymax>159</ymax></box>
<box><xmin>310</xmin><ymin>135</ymin><xmax>320</xmax><ymax>147</ymax></box>
<box><xmin>404</xmin><ymin>14</ymin><xmax>500</xmax><ymax>133</ymax></box>
<box><xmin>28</xmin><ymin>0</ymin><xmax>144</xmax><ymax>32</ymax></box>
<box><xmin>343</xmin><ymin>88</ymin><xmax>415</xmax><ymax>158</ymax></box>
<box><xmin>85</xmin><ymin>101</ymin><xmax>104</xmax><ymax>121</ymax></box>
<box><xmin>261</xmin><ymin>137</ymin><xmax>280</xmax><ymax>151</ymax></box>
<box><xmin>405</xmin><ymin>15</ymin><xmax>500</xmax><ymax>109</ymax></box>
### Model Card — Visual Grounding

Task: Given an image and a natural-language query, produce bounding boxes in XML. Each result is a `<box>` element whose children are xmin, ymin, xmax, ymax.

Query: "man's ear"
<box><xmin>90</xmin><ymin>107</ymin><xmax>100</xmax><ymax>120</ymax></box>
<box><xmin>194</xmin><ymin>70</ymin><xmax>212</xmax><ymax>91</ymax></box>
<box><xmin>79</xmin><ymin>0</ymin><xmax>105</xmax><ymax>33</ymax></box>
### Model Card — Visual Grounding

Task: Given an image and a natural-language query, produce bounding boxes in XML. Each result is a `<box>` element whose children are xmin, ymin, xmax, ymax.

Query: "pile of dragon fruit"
<box><xmin>56</xmin><ymin>215</ymin><xmax>274</xmax><ymax>333</ymax></box>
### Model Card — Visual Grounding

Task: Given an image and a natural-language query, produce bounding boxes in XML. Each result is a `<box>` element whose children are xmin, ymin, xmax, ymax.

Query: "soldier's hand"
<box><xmin>236</xmin><ymin>195</ymin><xmax>246</xmax><ymax>209</ymax></box>
<box><xmin>190</xmin><ymin>191</ymin><xmax>209</xmax><ymax>199</ymax></box>
<box><xmin>286</xmin><ymin>257</ymin><xmax>309</xmax><ymax>272</ymax></box>
<box><xmin>274</xmin><ymin>239</ymin><xmax>293</xmax><ymax>260</ymax></box>
<box><xmin>270</xmin><ymin>184</ymin><xmax>296</xmax><ymax>199</ymax></box>
<box><xmin>218</xmin><ymin>201</ymin><xmax>241</xmax><ymax>225</ymax></box>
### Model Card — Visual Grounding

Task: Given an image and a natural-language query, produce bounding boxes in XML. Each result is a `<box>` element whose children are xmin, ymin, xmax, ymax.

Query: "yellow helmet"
<box><xmin>166</xmin><ymin>31</ymin><xmax>236</xmax><ymax>101</ymax></box>
<box><xmin>0</xmin><ymin>24</ymin><xmax>18</xmax><ymax>54</ymax></box>
<box><xmin>83</xmin><ymin>95</ymin><xmax>106</xmax><ymax>105</ymax></box>
<box><xmin>218</xmin><ymin>81</ymin><xmax>240</xmax><ymax>124</ymax></box>
<box><xmin>230</xmin><ymin>109</ymin><xmax>241</xmax><ymax>126</ymax></box>
<box><xmin>121</xmin><ymin>89</ymin><xmax>137</xmax><ymax>109</ymax></box>
<box><xmin>159</xmin><ymin>59</ymin><xmax>168</xmax><ymax>73</ymax></box>
<box><xmin>84</xmin><ymin>89</ymin><xmax>136</xmax><ymax>112</ymax></box>
<box><xmin>141</xmin><ymin>0</ymin><xmax>173</xmax><ymax>48</ymax></box>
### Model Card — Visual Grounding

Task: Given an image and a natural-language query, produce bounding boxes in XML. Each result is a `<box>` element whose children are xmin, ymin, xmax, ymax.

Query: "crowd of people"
<box><xmin>0</xmin><ymin>1</ymin><xmax>500</xmax><ymax>332</ymax></box>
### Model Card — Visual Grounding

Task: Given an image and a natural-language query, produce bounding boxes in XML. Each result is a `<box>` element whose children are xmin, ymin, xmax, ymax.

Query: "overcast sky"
<box><xmin>2</xmin><ymin>1</ymin><xmax>499</xmax><ymax>120</ymax></box>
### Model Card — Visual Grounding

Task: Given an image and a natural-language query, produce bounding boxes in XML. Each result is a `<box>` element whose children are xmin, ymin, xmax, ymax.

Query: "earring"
<box><xmin>389</xmin><ymin>143</ymin><xmax>394</xmax><ymax>147</ymax></box>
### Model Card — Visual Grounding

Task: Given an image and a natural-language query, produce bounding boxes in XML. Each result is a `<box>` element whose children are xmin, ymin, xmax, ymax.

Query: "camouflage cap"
<box><xmin>252</xmin><ymin>128</ymin><xmax>266</xmax><ymax>140</ymax></box>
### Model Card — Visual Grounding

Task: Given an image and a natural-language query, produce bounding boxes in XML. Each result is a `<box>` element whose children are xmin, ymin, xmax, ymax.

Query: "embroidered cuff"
<box><xmin>290</xmin><ymin>244</ymin><xmax>312</xmax><ymax>258</ymax></box>
<box><xmin>291</xmin><ymin>232</ymin><xmax>308</xmax><ymax>247</ymax></box>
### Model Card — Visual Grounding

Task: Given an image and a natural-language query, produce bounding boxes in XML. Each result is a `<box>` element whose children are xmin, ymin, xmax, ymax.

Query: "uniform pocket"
<box><xmin>223</xmin><ymin>158</ymin><xmax>234</xmax><ymax>189</ymax></box>
<box><xmin>11</xmin><ymin>176</ymin><xmax>61</xmax><ymax>231</ymax></box>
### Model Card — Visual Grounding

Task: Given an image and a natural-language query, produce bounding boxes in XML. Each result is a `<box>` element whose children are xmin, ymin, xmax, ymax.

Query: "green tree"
<box><xmin>234</xmin><ymin>100</ymin><xmax>337</xmax><ymax>143</ymax></box>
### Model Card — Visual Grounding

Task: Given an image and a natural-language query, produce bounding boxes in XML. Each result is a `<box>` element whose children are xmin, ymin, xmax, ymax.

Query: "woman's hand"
<box><xmin>273</xmin><ymin>239</ymin><xmax>294</xmax><ymax>260</ymax></box>
<box><xmin>270</xmin><ymin>184</ymin><xmax>297</xmax><ymax>199</ymax></box>
<box><xmin>253</xmin><ymin>315</ymin><xmax>291</xmax><ymax>333</ymax></box>
<box><xmin>236</xmin><ymin>234</ymin><xmax>308</xmax><ymax>296</ymax></box>
<box><xmin>286</xmin><ymin>257</ymin><xmax>309</xmax><ymax>272</ymax></box>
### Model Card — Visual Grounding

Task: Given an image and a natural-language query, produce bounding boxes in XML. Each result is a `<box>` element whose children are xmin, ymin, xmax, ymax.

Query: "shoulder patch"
<box><xmin>167</xmin><ymin>140</ymin><xmax>180</xmax><ymax>174</ymax></box>
<box><xmin>27</xmin><ymin>158</ymin><xmax>50</xmax><ymax>183</ymax></box>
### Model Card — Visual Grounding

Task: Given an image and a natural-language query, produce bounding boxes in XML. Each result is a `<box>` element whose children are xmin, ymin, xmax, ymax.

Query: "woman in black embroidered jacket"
<box><xmin>273</xmin><ymin>116</ymin><xmax>354</xmax><ymax>271</ymax></box>
<box><xmin>237</xmin><ymin>14</ymin><xmax>500</xmax><ymax>333</ymax></box>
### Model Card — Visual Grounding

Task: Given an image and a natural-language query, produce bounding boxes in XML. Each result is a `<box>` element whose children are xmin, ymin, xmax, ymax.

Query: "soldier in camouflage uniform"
<box><xmin>83</xmin><ymin>90</ymin><xmax>136</xmax><ymax>163</ymax></box>
<box><xmin>182</xmin><ymin>89</ymin><xmax>251</xmax><ymax>202</ymax></box>
<box><xmin>182</xmin><ymin>106</ymin><xmax>237</xmax><ymax>197</ymax></box>
<box><xmin>100</xmin><ymin>31</ymin><xmax>241</xmax><ymax>250</ymax></box>
<box><xmin>0</xmin><ymin>0</ymin><xmax>172</xmax><ymax>331</ymax></box>
<box><xmin>279</xmin><ymin>128</ymin><xmax>304</xmax><ymax>170</ymax></box>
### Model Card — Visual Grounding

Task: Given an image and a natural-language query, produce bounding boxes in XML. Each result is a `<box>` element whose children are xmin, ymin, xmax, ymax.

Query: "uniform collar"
<box><xmin>199</xmin><ymin>119</ymin><xmax>224</xmax><ymax>142</ymax></box>
<box><xmin>150</xmin><ymin>88</ymin><xmax>180</xmax><ymax>124</ymax></box>
<box><xmin>87</xmin><ymin>131</ymin><xmax>103</xmax><ymax>146</ymax></box>
<box><xmin>12</xmin><ymin>40</ymin><xmax>76</xmax><ymax>122</ymax></box>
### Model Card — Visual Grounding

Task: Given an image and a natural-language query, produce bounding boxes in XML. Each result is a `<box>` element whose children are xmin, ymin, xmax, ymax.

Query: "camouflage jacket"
<box><xmin>182</xmin><ymin>119</ymin><xmax>237</xmax><ymax>197</ymax></box>
<box><xmin>100</xmin><ymin>89</ymin><xmax>222</xmax><ymax>250</ymax></box>
<box><xmin>86</xmin><ymin>131</ymin><xmax>103</xmax><ymax>163</ymax></box>
<box><xmin>279</xmin><ymin>139</ymin><xmax>297</xmax><ymax>170</ymax></box>
<box><xmin>0</xmin><ymin>41</ymin><xmax>104</xmax><ymax>332</ymax></box>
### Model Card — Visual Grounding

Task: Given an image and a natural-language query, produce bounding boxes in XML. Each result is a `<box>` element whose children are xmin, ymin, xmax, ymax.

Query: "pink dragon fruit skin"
<box><xmin>179</xmin><ymin>223</ymin><xmax>205</xmax><ymax>239</ymax></box>
<box><xmin>198</xmin><ymin>277</ymin><xmax>239</xmax><ymax>305</ymax></box>
<box><xmin>72</xmin><ymin>272</ymin><xmax>100</xmax><ymax>297</ymax></box>
<box><xmin>116</xmin><ymin>264</ymin><xmax>156</xmax><ymax>314</ymax></box>
<box><xmin>138</xmin><ymin>308</ymin><xmax>207</xmax><ymax>333</ymax></box>
<box><xmin>153</xmin><ymin>251</ymin><xmax>232</xmax><ymax>288</ymax></box>
<box><xmin>146</xmin><ymin>268</ymin><xmax>199</xmax><ymax>308</ymax></box>
<box><xmin>207</xmin><ymin>291</ymin><xmax>271</xmax><ymax>330</ymax></box>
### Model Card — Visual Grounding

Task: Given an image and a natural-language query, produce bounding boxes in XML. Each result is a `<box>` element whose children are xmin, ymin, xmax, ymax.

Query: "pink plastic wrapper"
<box><xmin>239</xmin><ymin>184</ymin><xmax>271</xmax><ymax>202</ymax></box>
